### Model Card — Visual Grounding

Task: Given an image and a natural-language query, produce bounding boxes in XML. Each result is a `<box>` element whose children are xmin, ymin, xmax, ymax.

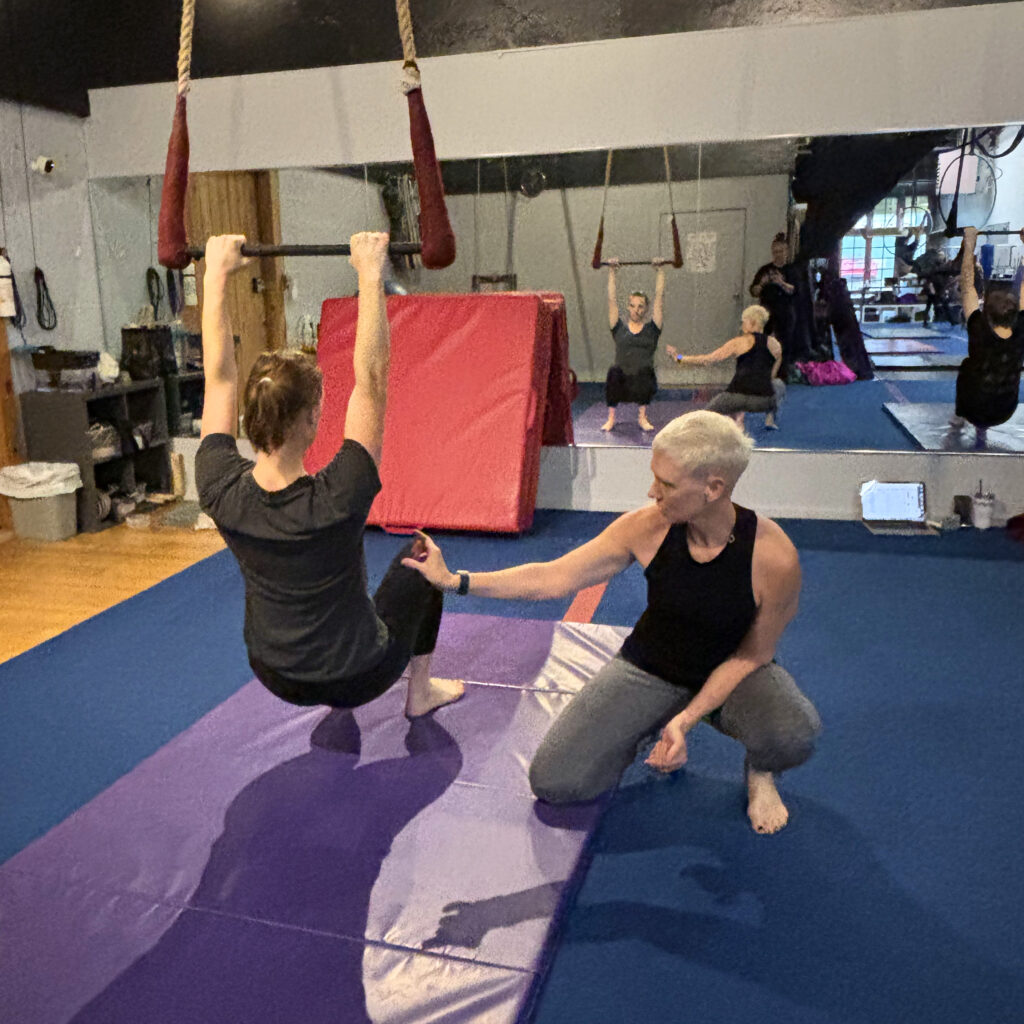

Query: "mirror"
<box><xmin>88</xmin><ymin>123</ymin><xmax>1024</xmax><ymax>454</ymax></box>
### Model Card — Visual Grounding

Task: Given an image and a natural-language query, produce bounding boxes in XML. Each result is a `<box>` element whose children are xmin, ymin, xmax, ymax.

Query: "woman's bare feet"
<box><xmin>638</xmin><ymin>417</ymin><xmax>655</xmax><ymax>431</ymax></box>
<box><xmin>601</xmin><ymin>409</ymin><xmax>616</xmax><ymax>431</ymax></box>
<box><xmin>404</xmin><ymin>654</ymin><xmax>466</xmax><ymax>717</ymax></box>
<box><xmin>405</xmin><ymin>677</ymin><xmax>465</xmax><ymax>718</ymax></box>
<box><xmin>746</xmin><ymin>768</ymin><xmax>789</xmax><ymax>834</ymax></box>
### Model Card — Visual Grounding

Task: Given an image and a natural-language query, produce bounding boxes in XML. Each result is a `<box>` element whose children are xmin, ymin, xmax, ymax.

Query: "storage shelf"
<box><xmin>22</xmin><ymin>383</ymin><xmax>172</xmax><ymax>534</ymax></box>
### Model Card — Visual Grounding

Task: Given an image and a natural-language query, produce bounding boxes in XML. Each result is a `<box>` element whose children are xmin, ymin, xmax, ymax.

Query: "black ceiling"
<box><xmin>2</xmin><ymin>0</ymin><xmax>1015</xmax><ymax>118</ymax></box>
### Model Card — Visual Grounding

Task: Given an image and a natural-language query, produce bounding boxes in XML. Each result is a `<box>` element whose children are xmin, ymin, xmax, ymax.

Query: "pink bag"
<box><xmin>795</xmin><ymin>359</ymin><xmax>858</xmax><ymax>386</ymax></box>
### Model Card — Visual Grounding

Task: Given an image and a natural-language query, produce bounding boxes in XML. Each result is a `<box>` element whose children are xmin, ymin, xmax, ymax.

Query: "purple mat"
<box><xmin>573</xmin><ymin>391</ymin><xmax>717</xmax><ymax>447</ymax></box>
<box><xmin>0</xmin><ymin>615</ymin><xmax>628</xmax><ymax>1024</ymax></box>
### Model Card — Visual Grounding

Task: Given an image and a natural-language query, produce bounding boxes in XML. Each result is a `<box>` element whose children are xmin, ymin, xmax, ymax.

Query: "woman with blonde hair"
<box><xmin>667</xmin><ymin>305</ymin><xmax>784</xmax><ymax>429</ymax></box>
<box><xmin>403</xmin><ymin>411</ymin><xmax>821</xmax><ymax>835</ymax></box>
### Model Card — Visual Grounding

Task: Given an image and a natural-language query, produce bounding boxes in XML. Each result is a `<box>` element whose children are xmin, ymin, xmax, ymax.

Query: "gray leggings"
<box><xmin>707</xmin><ymin>379</ymin><xmax>786</xmax><ymax>418</ymax></box>
<box><xmin>529</xmin><ymin>656</ymin><xmax>821</xmax><ymax>804</ymax></box>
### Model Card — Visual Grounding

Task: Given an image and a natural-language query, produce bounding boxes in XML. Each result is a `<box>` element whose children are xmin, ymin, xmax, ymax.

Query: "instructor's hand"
<box><xmin>645</xmin><ymin>713</ymin><xmax>692</xmax><ymax>772</ymax></box>
<box><xmin>401</xmin><ymin>530</ymin><xmax>457</xmax><ymax>590</ymax></box>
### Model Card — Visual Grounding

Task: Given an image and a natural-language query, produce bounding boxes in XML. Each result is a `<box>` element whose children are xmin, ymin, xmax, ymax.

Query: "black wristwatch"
<box><xmin>454</xmin><ymin>570</ymin><xmax>471</xmax><ymax>595</ymax></box>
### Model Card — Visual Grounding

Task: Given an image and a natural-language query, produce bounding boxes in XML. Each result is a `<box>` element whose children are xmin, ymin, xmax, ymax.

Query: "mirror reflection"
<box><xmin>88</xmin><ymin>124</ymin><xmax>1024</xmax><ymax>455</ymax></box>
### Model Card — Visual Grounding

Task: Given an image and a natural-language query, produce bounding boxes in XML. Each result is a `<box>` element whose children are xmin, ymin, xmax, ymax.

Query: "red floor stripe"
<box><xmin>562</xmin><ymin>582</ymin><xmax>608</xmax><ymax>624</ymax></box>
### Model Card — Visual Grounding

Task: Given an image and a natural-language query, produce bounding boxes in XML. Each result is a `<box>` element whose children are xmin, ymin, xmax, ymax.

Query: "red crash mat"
<box><xmin>306</xmin><ymin>293</ymin><xmax>574</xmax><ymax>533</ymax></box>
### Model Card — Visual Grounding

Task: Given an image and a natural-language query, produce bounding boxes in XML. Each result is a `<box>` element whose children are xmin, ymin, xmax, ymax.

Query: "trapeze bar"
<box><xmin>185</xmin><ymin>241</ymin><xmax>424</xmax><ymax>260</ymax></box>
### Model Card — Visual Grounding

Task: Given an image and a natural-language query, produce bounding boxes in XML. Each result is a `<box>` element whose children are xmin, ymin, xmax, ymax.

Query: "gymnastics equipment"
<box><xmin>591</xmin><ymin>148</ymin><xmax>684</xmax><ymax>269</ymax></box>
<box><xmin>158</xmin><ymin>0</ymin><xmax>455</xmax><ymax>269</ymax></box>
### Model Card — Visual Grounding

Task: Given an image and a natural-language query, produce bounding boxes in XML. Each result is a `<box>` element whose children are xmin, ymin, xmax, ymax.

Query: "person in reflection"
<box><xmin>602</xmin><ymin>257</ymin><xmax>669</xmax><ymax>433</ymax></box>
<box><xmin>403</xmin><ymin>411</ymin><xmax>821</xmax><ymax>835</ymax></box>
<box><xmin>948</xmin><ymin>226</ymin><xmax>1024</xmax><ymax>448</ymax></box>
<box><xmin>749</xmin><ymin>233</ymin><xmax>798</xmax><ymax>371</ymax></box>
<box><xmin>667</xmin><ymin>304</ymin><xmax>784</xmax><ymax>430</ymax></box>
<box><xmin>194</xmin><ymin>232</ymin><xmax>463</xmax><ymax>717</ymax></box>
<box><xmin>916</xmin><ymin>247</ymin><xmax>958</xmax><ymax>326</ymax></box>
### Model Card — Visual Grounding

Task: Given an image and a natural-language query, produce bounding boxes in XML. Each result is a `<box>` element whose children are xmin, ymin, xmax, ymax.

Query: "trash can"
<box><xmin>0</xmin><ymin>462</ymin><xmax>82</xmax><ymax>541</ymax></box>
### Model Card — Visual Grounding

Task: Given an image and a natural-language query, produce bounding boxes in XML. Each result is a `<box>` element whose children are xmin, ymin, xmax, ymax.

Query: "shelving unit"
<box><xmin>164</xmin><ymin>370</ymin><xmax>205</xmax><ymax>436</ymax></box>
<box><xmin>21</xmin><ymin>380</ymin><xmax>171</xmax><ymax>533</ymax></box>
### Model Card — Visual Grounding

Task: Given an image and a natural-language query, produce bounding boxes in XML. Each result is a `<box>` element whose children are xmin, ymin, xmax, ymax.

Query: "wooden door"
<box><xmin>186</xmin><ymin>171</ymin><xmax>287</xmax><ymax>424</ymax></box>
<box><xmin>0</xmin><ymin>318</ymin><xmax>19</xmax><ymax>530</ymax></box>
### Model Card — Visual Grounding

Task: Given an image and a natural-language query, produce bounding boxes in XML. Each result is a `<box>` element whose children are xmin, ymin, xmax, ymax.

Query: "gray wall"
<box><xmin>0</xmin><ymin>101</ymin><xmax>104</xmax><ymax>369</ymax></box>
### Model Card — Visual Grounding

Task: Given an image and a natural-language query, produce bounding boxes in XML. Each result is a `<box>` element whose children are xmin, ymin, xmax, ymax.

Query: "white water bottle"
<box><xmin>0</xmin><ymin>254</ymin><xmax>16</xmax><ymax>318</ymax></box>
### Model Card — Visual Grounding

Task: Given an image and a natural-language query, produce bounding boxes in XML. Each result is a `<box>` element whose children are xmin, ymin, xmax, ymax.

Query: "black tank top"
<box><xmin>619</xmin><ymin>504</ymin><xmax>758</xmax><ymax>689</ymax></box>
<box><xmin>728</xmin><ymin>333</ymin><xmax>775</xmax><ymax>396</ymax></box>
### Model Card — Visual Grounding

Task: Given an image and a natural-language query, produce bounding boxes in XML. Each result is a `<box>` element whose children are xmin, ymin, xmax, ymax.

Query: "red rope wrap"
<box><xmin>406</xmin><ymin>87</ymin><xmax>455</xmax><ymax>269</ymax></box>
<box><xmin>670</xmin><ymin>215</ymin><xmax>683</xmax><ymax>268</ymax></box>
<box><xmin>157</xmin><ymin>94</ymin><xmax>191</xmax><ymax>269</ymax></box>
<box><xmin>591</xmin><ymin>218</ymin><xmax>605</xmax><ymax>270</ymax></box>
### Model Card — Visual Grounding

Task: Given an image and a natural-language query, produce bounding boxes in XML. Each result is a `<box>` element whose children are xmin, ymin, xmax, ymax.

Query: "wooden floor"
<box><xmin>0</xmin><ymin>522</ymin><xmax>225</xmax><ymax>664</ymax></box>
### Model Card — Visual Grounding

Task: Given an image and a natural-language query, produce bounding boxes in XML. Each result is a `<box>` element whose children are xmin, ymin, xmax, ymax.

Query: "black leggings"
<box><xmin>250</xmin><ymin>542</ymin><xmax>443</xmax><ymax>709</ymax></box>
<box><xmin>605</xmin><ymin>365</ymin><xmax>657</xmax><ymax>407</ymax></box>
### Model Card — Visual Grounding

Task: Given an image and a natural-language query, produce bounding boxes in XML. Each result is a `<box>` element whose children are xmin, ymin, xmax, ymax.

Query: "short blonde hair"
<box><xmin>741</xmin><ymin>305</ymin><xmax>770</xmax><ymax>331</ymax></box>
<box><xmin>652</xmin><ymin>410</ymin><xmax>754</xmax><ymax>487</ymax></box>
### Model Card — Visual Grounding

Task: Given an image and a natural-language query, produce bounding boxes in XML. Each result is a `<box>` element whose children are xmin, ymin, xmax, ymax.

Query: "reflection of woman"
<box><xmin>668</xmin><ymin>305</ymin><xmax>783</xmax><ymax>429</ymax></box>
<box><xmin>950</xmin><ymin>226</ymin><xmax>1024</xmax><ymax>448</ymax></box>
<box><xmin>750</xmin><ymin>233</ymin><xmax>797</xmax><ymax>370</ymax></box>
<box><xmin>602</xmin><ymin>258</ymin><xmax>667</xmax><ymax>433</ymax></box>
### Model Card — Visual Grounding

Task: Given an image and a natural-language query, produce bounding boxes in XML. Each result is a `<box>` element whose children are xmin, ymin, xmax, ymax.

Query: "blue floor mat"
<box><xmin>4</xmin><ymin>513</ymin><xmax>1023</xmax><ymax>1024</ymax></box>
<box><xmin>535</xmin><ymin>542</ymin><xmax>1024</xmax><ymax>1024</ymax></box>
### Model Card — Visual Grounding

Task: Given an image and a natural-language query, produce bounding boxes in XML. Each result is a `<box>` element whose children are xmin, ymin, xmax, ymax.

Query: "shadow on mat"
<box><xmin>554</xmin><ymin>773</ymin><xmax>1023</xmax><ymax>1024</ymax></box>
<box><xmin>69</xmin><ymin>711</ymin><xmax>461</xmax><ymax>1024</ymax></box>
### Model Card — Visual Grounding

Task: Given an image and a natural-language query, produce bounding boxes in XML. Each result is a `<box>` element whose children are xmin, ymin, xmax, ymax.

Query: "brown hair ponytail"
<box><xmin>242</xmin><ymin>350</ymin><xmax>323</xmax><ymax>452</ymax></box>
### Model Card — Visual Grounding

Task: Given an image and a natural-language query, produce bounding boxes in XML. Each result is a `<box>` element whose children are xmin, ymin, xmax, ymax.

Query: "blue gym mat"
<box><xmin>2</xmin><ymin>513</ymin><xmax>1022</xmax><ymax>1024</ymax></box>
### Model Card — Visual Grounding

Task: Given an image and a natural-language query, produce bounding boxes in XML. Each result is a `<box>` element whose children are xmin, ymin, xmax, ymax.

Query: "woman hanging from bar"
<box><xmin>948</xmin><ymin>226</ymin><xmax>1024</xmax><ymax>448</ymax></box>
<box><xmin>602</xmin><ymin>257</ymin><xmax>669</xmax><ymax>433</ymax></box>
<box><xmin>194</xmin><ymin>233</ymin><xmax>464</xmax><ymax>717</ymax></box>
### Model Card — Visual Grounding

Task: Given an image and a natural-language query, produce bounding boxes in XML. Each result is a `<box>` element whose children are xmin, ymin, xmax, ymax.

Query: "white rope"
<box><xmin>663</xmin><ymin>146</ymin><xmax>676</xmax><ymax>213</ymax></box>
<box><xmin>694</xmin><ymin>144</ymin><xmax>704</xmax><ymax>346</ymax></box>
<box><xmin>177</xmin><ymin>0</ymin><xmax>196</xmax><ymax>97</ymax></box>
<box><xmin>599</xmin><ymin>150</ymin><xmax>613</xmax><ymax>221</ymax></box>
<box><xmin>473</xmin><ymin>159</ymin><xmax>481</xmax><ymax>279</ymax></box>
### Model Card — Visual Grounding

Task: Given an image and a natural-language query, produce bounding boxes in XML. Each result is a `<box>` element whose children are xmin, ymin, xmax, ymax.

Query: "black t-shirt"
<box><xmin>196</xmin><ymin>435</ymin><xmax>388</xmax><ymax>682</ymax></box>
<box><xmin>751</xmin><ymin>263</ymin><xmax>796</xmax><ymax>321</ymax></box>
<box><xmin>960</xmin><ymin>309</ymin><xmax>1024</xmax><ymax>403</ymax></box>
<box><xmin>611</xmin><ymin>317</ymin><xmax>661</xmax><ymax>375</ymax></box>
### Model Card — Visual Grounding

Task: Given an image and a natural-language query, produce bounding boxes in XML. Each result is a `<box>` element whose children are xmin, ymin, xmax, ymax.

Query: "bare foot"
<box><xmin>405</xmin><ymin>677</ymin><xmax>465</xmax><ymax>718</ymax></box>
<box><xmin>638</xmin><ymin>418</ymin><xmax>655</xmax><ymax>432</ymax></box>
<box><xmin>746</xmin><ymin>769</ymin><xmax>789</xmax><ymax>834</ymax></box>
<box><xmin>600</xmin><ymin>419</ymin><xmax>615</xmax><ymax>432</ymax></box>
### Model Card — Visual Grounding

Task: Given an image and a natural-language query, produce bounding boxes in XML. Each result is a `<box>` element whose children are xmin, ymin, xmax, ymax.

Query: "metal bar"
<box><xmin>945</xmin><ymin>229</ymin><xmax>1023</xmax><ymax>238</ymax></box>
<box><xmin>184</xmin><ymin>241</ymin><xmax>424</xmax><ymax>260</ymax></box>
<box><xmin>599</xmin><ymin>259</ymin><xmax>674</xmax><ymax>267</ymax></box>
<box><xmin>856</xmin><ymin>226</ymin><xmax>931</xmax><ymax>237</ymax></box>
